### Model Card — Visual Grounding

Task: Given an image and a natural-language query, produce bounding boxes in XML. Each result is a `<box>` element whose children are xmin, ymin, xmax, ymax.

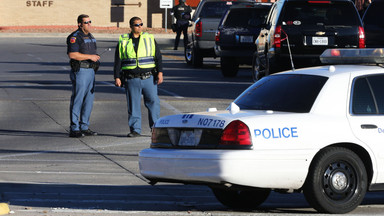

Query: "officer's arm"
<box><xmin>68</xmin><ymin>52</ymin><xmax>100</xmax><ymax>62</ymax></box>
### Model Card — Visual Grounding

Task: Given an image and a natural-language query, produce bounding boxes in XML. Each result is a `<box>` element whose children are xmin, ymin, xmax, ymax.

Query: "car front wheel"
<box><xmin>303</xmin><ymin>147</ymin><xmax>367</xmax><ymax>214</ymax></box>
<box><xmin>211</xmin><ymin>186</ymin><xmax>271</xmax><ymax>209</ymax></box>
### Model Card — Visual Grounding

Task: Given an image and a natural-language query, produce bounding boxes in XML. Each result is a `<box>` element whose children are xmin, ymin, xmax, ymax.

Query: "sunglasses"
<box><xmin>133</xmin><ymin>23</ymin><xmax>143</xmax><ymax>27</ymax></box>
<box><xmin>83</xmin><ymin>21</ymin><xmax>92</xmax><ymax>24</ymax></box>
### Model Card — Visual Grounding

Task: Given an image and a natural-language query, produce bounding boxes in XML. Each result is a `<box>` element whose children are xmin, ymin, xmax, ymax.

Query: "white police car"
<box><xmin>139</xmin><ymin>48</ymin><xmax>384</xmax><ymax>214</ymax></box>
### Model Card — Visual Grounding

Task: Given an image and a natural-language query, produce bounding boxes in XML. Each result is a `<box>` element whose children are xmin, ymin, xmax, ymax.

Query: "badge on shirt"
<box><xmin>70</xmin><ymin>37</ymin><xmax>76</xmax><ymax>43</ymax></box>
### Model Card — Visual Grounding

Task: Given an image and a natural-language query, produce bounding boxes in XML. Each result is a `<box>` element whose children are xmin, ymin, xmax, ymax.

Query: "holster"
<box><xmin>70</xmin><ymin>59</ymin><xmax>80</xmax><ymax>72</ymax></box>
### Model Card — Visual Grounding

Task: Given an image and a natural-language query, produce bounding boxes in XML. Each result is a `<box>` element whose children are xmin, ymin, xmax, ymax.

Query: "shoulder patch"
<box><xmin>70</xmin><ymin>37</ymin><xmax>76</xmax><ymax>43</ymax></box>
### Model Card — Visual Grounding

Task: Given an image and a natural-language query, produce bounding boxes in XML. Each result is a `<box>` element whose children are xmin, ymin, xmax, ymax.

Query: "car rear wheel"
<box><xmin>303</xmin><ymin>147</ymin><xmax>367</xmax><ymax>214</ymax></box>
<box><xmin>191</xmin><ymin>47</ymin><xmax>203</xmax><ymax>68</ymax></box>
<box><xmin>211</xmin><ymin>186</ymin><xmax>271</xmax><ymax>209</ymax></box>
<box><xmin>252</xmin><ymin>53</ymin><xmax>265</xmax><ymax>82</ymax></box>
<box><xmin>221</xmin><ymin>57</ymin><xmax>239</xmax><ymax>77</ymax></box>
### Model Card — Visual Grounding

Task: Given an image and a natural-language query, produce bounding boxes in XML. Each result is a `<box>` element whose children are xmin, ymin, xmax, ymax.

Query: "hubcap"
<box><xmin>331</xmin><ymin>171</ymin><xmax>347</xmax><ymax>190</ymax></box>
<box><xmin>323</xmin><ymin>161</ymin><xmax>357</xmax><ymax>201</ymax></box>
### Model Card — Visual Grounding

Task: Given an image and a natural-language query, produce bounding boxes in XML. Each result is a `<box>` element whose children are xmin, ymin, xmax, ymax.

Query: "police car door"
<box><xmin>347</xmin><ymin>74</ymin><xmax>384</xmax><ymax>184</ymax></box>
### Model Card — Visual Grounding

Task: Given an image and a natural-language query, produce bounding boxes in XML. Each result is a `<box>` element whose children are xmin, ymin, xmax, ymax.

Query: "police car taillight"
<box><xmin>320</xmin><ymin>48</ymin><xmax>384</xmax><ymax>64</ymax></box>
<box><xmin>220</xmin><ymin>120</ymin><xmax>252</xmax><ymax>146</ymax></box>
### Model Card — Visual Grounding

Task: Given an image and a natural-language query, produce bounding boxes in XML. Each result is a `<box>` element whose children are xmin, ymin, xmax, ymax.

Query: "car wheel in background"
<box><xmin>185</xmin><ymin>43</ymin><xmax>193</xmax><ymax>65</ymax></box>
<box><xmin>191</xmin><ymin>47</ymin><xmax>203</xmax><ymax>67</ymax></box>
<box><xmin>211</xmin><ymin>186</ymin><xmax>271</xmax><ymax>210</ymax></box>
<box><xmin>303</xmin><ymin>147</ymin><xmax>367</xmax><ymax>214</ymax></box>
<box><xmin>220</xmin><ymin>57</ymin><xmax>239</xmax><ymax>77</ymax></box>
<box><xmin>252</xmin><ymin>53</ymin><xmax>265</xmax><ymax>82</ymax></box>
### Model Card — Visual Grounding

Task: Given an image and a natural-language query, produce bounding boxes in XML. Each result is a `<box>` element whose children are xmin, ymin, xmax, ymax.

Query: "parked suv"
<box><xmin>252</xmin><ymin>0</ymin><xmax>365</xmax><ymax>81</ymax></box>
<box><xmin>185</xmin><ymin>0</ymin><xmax>257</xmax><ymax>67</ymax></box>
<box><xmin>215</xmin><ymin>3</ymin><xmax>272</xmax><ymax>77</ymax></box>
<box><xmin>363</xmin><ymin>0</ymin><xmax>384</xmax><ymax>48</ymax></box>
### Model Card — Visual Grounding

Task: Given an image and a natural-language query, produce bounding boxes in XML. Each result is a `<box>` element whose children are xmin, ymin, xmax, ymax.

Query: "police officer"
<box><xmin>113</xmin><ymin>16</ymin><xmax>163</xmax><ymax>137</ymax></box>
<box><xmin>66</xmin><ymin>14</ymin><xmax>100</xmax><ymax>138</ymax></box>
<box><xmin>171</xmin><ymin>0</ymin><xmax>192</xmax><ymax>50</ymax></box>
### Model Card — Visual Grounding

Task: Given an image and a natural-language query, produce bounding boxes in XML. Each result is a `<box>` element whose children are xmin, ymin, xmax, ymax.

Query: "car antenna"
<box><xmin>281</xmin><ymin>29</ymin><xmax>295</xmax><ymax>71</ymax></box>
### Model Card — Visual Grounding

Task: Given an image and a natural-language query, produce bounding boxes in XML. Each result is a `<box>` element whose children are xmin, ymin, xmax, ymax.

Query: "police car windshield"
<box><xmin>234</xmin><ymin>74</ymin><xmax>328</xmax><ymax>113</ymax></box>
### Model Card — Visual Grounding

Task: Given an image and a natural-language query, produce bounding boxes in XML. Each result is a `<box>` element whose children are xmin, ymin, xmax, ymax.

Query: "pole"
<box><xmin>165</xmin><ymin>8</ymin><xmax>168</xmax><ymax>32</ymax></box>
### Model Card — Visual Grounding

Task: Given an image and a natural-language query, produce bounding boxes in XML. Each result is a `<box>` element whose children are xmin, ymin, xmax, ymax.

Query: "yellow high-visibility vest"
<box><xmin>119</xmin><ymin>32</ymin><xmax>156</xmax><ymax>70</ymax></box>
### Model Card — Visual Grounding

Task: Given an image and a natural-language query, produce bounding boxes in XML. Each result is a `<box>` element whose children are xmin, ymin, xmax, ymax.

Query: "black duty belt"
<box><xmin>125</xmin><ymin>72</ymin><xmax>152</xmax><ymax>80</ymax></box>
<box><xmin>80</xmin><ymin>61</ymin><xmax>92</xmax><ymax>68</ymax></box>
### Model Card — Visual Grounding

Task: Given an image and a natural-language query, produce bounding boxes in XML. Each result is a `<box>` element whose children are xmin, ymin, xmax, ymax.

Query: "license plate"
<box><xmin>240</xmin><ymin>36</ymin><xmax>253</xmax><ymax>43</ymax></box>
<box><xmin>312</xmin><ymin>37</ymin><xmax>328</xmax><ymax>45</ymax></box>
<box><xmin>178</xmin><ymin>130</ymin><xmax>197</xmax><ymax>146</ymax></box>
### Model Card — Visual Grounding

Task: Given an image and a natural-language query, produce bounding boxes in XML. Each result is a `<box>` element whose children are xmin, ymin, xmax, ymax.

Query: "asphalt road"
<box><xmin>1</xmin><ymin>34</ymin><xmax>384</xmax><ymax>215</ymax></box>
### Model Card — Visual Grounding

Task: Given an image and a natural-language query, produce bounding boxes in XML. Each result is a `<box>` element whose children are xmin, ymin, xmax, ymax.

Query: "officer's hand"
<box><xmin>90</xmin><ymin>54</ymin><xmax>101</xmax><ymax>62</ymax></box>
<box><xmin>157</xmin><ymin>72</ymin><xmax>163</xmax><ymax>85</ymax></box>
<box><xmin>115</xmin><ymin>78</ymin><xmax>122</xmax><ymax>87</ymax></box>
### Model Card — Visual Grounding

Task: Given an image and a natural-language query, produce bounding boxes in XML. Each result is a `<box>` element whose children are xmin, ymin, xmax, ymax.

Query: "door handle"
<box><xmin>361</xmin><ymin>124</ymin><xmax>378</xmax><ymax>129</ymax></box>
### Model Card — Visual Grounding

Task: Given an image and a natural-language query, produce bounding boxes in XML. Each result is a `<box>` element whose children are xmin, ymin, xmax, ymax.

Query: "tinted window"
<box><xmin>282</xmin><ymin>1</ymin><xmax>359</xmax><ymax>26</ymax></box>
<box><xmin>363</xmin><ymin>1</ymin><xmax>384</xmax><ymax>28</ymax></box>
<box><xmin>234</xmin><ymin>74</ymin><xmax>328</xmax><ymax>113</ymax></box>
<box><xmin>352</xmin><ymin>75</ymin><xmax>384</xmax><ymax>114</ymax></box>
<box><xmin>199</xmin><ymin>2</ymin><xmax>246</xmax><ymax>18</ymax></box>
<box><xmin>224</xmin><ymin>8</ymin><xmax>269</xmax><ymax>28</ymax></box>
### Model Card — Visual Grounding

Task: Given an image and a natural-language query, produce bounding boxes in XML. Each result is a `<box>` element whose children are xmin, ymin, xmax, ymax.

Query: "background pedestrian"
<box><xmin>171</xmin><ymin>0</ymin><xmax>192</xmax><ymax>50</ymax></box>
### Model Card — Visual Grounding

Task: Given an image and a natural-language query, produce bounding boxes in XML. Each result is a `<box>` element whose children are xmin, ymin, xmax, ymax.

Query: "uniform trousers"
<box><xmin>69</xmin><ymin>68</ymin><xmax>95</xmax><ymax>131</ymax></box>
<box><xmin>124</xmin><ymin>75</ymin><xmax>160</xmax><ymax>134</ymax></box>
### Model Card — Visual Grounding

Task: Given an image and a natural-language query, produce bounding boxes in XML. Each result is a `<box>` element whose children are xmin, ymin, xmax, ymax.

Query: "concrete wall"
<box><xmin>0</xmin><ymin>0</ymin><xmax>150</xmax><ymax>28</ymax></box>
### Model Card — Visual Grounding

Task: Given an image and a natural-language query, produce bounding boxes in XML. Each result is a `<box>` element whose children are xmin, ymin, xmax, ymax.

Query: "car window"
<box><xmin>224</xmin><ymin>8</ymin><xmax>269</xmax><ymax>28</ymax></box>
<box><xmin>281</xmin><ymin>1</ymin><xmax>359</xmax><ymax>26</ymax></box>
<box><xmin>352</xmin><ymin>75</ymin><xmax>384</xmax><ymax>114</ymax></box>
<box><xmin>234</xmin><ymin>74</ymin><xmax>328</xmax><ymax>113</ymax></box>
<box><xmin>199</xmin><ymin>2</ymin><xmax>245</xmax><ymax>18</ymax></box>
<box><xmin>363</xmin><ymin>1</ymin><xmax>384</xmax><ymax>28</ymax></box>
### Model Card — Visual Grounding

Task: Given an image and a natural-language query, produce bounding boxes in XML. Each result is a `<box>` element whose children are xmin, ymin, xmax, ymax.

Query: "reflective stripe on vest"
<box><xmin>119</xmin><ymin>33</ymin><xmax>156</xmax><ymax>70</ymax></box>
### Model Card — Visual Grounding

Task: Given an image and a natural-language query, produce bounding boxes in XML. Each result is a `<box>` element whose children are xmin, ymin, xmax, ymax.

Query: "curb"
<box><xmin>0</xmin><ymin>203</ymin><xmax>10</xmax><ymax>215</ymax></box>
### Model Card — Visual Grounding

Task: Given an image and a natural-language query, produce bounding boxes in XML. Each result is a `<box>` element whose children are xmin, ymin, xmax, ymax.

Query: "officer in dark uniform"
<box><xmin>171</xmin><ymin>0</ymin><xmax>192</xmax><ymax>50</ymax></box>
<box><xmin>66</xmin><ymin>14</ymin><xmax>100</xmax><ymax>138</ymax></box>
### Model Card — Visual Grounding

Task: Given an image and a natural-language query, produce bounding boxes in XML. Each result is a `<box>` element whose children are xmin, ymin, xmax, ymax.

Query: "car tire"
<box><xmin>185</xmin><ymin>43</ymin><xmax>193</xmax><ymax>65</ymax></box>
<box><xmin>191</xmin><ymin>47</ymin><xmax>203</xmax><ymax>68</ymax></box>
<box><xmin>211</xmin><ymin>186</ymin><xmax>271</xmax><ymax>210</ymax></box>
<box><xmin>303</xmin><ymin>147</ymin><xmax>367</xmax><ymax>214</ymax></box>
<box><xmin>220</xmin><ymin>57</ymin><xmax>239</xmax><ymax>77</ymax></box>
<box><xmin>252</xmin><ymin>52</ymin><xmax>266</xmax><ymax>82</ymax></box>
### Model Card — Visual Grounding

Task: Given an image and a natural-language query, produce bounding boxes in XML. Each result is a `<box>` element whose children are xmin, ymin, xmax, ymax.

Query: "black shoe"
<box><xmin>127</xmin><ymin>131</ymin><xmax>141</xmax><ymax>137</ymax></box>
<box><xmin>69</xmin><ymin>130</ymin><xmax>84</xmax><ymax>138</ymax></box>
<box><xmin>81</xmin><ymin>129</ymin><xmax>98</xmax><ymax>136</ymax></box>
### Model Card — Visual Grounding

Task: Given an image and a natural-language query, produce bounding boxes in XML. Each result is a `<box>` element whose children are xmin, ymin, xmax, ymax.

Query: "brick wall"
<box><xmin>0</xmin><ymin>0</ymin><xmax>148</xmax><ymax>28</ymax></box>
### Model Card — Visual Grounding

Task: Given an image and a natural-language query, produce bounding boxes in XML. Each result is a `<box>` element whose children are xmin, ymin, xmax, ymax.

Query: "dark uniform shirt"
<box><xmin>67</xmin><ymin>28</ymin><xmax>97</xmax><ymax>55</ymax></box>
<box><xmin>171</xmin><ymin>3</ymin><xmax>192</xmax><ymax>21</ymax></box>
<box><xmin>113</xmin><ymin>33</ymin><xmax>163</xmax><ymax>79</ymax></box>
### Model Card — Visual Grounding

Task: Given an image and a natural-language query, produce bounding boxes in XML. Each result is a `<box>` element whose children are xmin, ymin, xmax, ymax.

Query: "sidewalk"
<box><xmin>0</xmin><ymin>26</ymin><xmax>176</xmax><ymax>39</ymax></box>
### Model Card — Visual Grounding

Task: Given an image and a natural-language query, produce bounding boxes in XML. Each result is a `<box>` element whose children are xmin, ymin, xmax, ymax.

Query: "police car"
<box><xmin>139</xmin><ymin>48</ymin><xmax>384</xmax><ymax>214</ymax></box>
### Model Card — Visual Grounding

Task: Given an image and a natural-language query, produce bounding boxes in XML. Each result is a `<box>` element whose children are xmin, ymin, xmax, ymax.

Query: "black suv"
<box><xmin>214</xmin><ymin>3</ymin><xmax>272</xmax><ymax>77</ymax></box>
<box><xmin>363</xmin><ymin>0</ymin><xmax>384</xmax><ymax>48</ymax></box>
<box><xmin>185</xmin><ymin>0</ymin><xmax>257</xmax><ymax>67</ymax></box>
<box><xmin>253</xmin><ymin>0</ymin><xmax>365</xmax><ymax>81</ymax></box>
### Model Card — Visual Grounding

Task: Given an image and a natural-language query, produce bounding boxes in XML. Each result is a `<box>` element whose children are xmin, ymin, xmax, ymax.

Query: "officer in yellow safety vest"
<box><xmin>113</xmin><ymin>16</ymin><xmax>164</xmax><ymax>137</ymax></box>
